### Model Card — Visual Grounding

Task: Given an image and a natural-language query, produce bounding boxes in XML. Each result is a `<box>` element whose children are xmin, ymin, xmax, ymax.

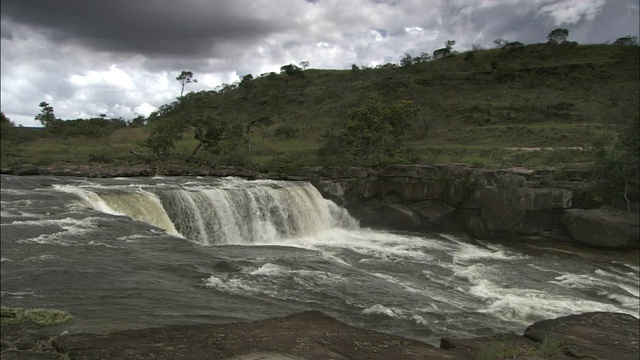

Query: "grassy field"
<box><xmin>1</xmin><ymin>43</ymin><xmax>638</xmax><ymax>170</ymax></box>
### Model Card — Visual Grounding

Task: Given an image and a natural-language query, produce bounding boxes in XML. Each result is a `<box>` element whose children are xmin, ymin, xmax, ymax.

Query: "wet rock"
<box><xmin>524</xmin><ymin>312</ymin><xmax>640</xmax><ymax>360</ymax></box>
<box><xmin>54</xmin><ymin>311</ymin><xmax>458</xmax><ymax>360</ymax></box>
<box><xmin>562</xmin><ymin>208</ymin><xmax>640</xmax><ymax>248</ymax></box>
<box><xmin>383</xmin><ymin>204</ymin><xmax>422</xmax><ymax>229</ymax></box>
<box><xmin>467</xmin><ymin>216</ymin><xmax>488</xmax><ymax>240</ymax></box>
<box><xmin>409</xmin><ymin>200</ymin><xmax>455</xmax><ymax>225</ymax></box>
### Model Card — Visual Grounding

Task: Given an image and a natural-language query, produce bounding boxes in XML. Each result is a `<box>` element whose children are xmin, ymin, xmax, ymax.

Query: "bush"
<box><xmin>274</xmin><ymin>124</ymin><xmax>300</xmax><ymax>139</ymax></box>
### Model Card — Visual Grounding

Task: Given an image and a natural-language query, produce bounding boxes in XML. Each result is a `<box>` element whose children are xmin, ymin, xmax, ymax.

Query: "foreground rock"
<box><xmin>2</xmin><ymin>311</ymin><xmax>638</xmax><ymax>359</ymax></box>
<box><xmin>52</xmin><ymin>311</ymin><xmax>456</xmax><ymax>360</ymax></box>
<box><xmin>525</xmin><ymin>312</ymin><xmax>640</xmax><ymax>360</ymax></box>
<box><xmin>563</xmin><ymin>208</ymin><xmax>640</xmax><ymax>248</ymax></box>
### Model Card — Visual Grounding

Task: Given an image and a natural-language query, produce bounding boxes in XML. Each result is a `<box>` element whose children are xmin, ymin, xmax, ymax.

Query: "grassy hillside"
<box><xmin>2</xmin><ymin>43</ymin><xmax>638</xmax><ymax>169</ymax></box>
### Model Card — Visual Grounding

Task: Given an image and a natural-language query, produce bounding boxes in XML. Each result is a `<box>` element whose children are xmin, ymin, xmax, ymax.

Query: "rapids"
<box><xmin>1</xmin><ymin>175</ymin><xmax>638</xmax><ymax>345</ymax></box>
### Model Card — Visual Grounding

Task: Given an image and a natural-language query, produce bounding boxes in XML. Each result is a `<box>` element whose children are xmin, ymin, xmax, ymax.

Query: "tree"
<box><xmin>415</xmin><ymin>52</ymin><xmax>432</xmax><ymax>63</ymax></box>
<box><xmin>433</xmin><ymin>40</ymin><xmax>456</xmax><ymax>59</ymax></box>
<box><xmin>247</xmin><ymin>115</ymin><xmax>274</xmax><ymax>144</ymax></box>
<box><xmin>299</xmin><ymin>60</ymin><xmax>310</xmax><ymax>70</ymax></box>
<box><xmin>547</xmin><ymin>28</ymin><xmax>569</xmax><ymax>45</ymax></box>
<box><xmin>176</xmin><ymin>71</ymin><xmax>198</xmax><ymax>99</ymax></box>
<box><xmin>318</xmin><ymin>96</ymin><xmax>419</xmax><ymax>165</ymax></box>
<box><xmin>35</xmin><ymin>102</ymin><xmax>56</xmax><ymax>128</ymax></box>
<box><xmin>1</xmin><ymin>112</ymin><xmax>15</xmax><ymax>140</ymax></box>
<box><xmin>280</xmin><ymin>64</ymin><xmax>303</xmax><ymax>76</ymax></box>
<box><xmin>400</xmin><ymin>53</ymin><xmax>413</xmax><ymax>67</ymax></box>
<box><xmin>612</xmin><ymin>35</ymin><xmax>639</xmax><ymax>46</ymax></box>
<box><xmin>351</xmin><ymin>64</ymin><xmax>360</xmax><ymax>71</ymax></box>
<box><xmin>494</xmin><ymin>38</ymin><xmax>509</xmax><ymax>48</ymax></box>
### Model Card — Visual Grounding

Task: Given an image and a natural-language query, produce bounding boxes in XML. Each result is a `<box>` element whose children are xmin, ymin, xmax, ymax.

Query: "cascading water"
<box><xmin>55</xmin><ymin>179</ymin><xmax>358</xmax><ymax>245</ymax></box>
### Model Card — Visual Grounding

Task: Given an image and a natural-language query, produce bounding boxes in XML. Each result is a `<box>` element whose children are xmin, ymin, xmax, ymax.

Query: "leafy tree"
<box><xmin>247</xmin><ymin>115</ymin><xmax>274</xmax><ymax>143</ymax></box>
<box><xmin>351</xmin><ymin>64</ymin><xmax>360</xmax><ymax>71</ymax></box>
<box><xmin>505</xmin><ymin>41</ymin><xmax>524</xmax><ymax>51</ymax></box>
<box><xmin>35</xmin><ymin>102</ymin><xmax>56</xmax><ymax>128</ymax></box>
<box><xmin>280</xmin><ymin>64</ymin><xmax>303</xmax><ymax>77</ymax></box>
<box><xmin>400</xmin><ymin>53</ymin><xmax>413</xmax><ymax>67</ymax></box>
<box><xmin>274</xmin><ymin>123</ymin><xmax>299</xmax><ymax>139</ymax></box>
<box><xmin>592</xmin><ymin>116</ymin><xmax>640</xmax><ymax>210</ymax></box>
<box><xmin>299</xmin><ymin>60</ymin><xmax>310</xmax><ymax>70</ymax></box>
<box><xmin>1</xmin><ymin>112</ymin><xmax>15</xmax><ymax>141</ymax></box>
<box><xmin>176</xmin><ymin>71</ymin><xmax>198</xmax><ymax>99</ymax></box>
<box><xmin>129</xmin><ymin>115</ymin><xmax>146</xmax><ymax>127</ymax></box>
<box><xmin>612</xmin><ymin>35</ymin><xmax>639</xmax><ymax>46</ymax></box>
<box><xmin>547</xmin><ymin>28</ymin><xmax>569</xmax><ymax>45</ymax></box>
<box><xmin>318</xmin><ymin>96</ymin><xmax>419</xmax><ymax>165</ymax></box>
<box><xmin>494</xmin><ymin>38</ymin><xmax>509</xmax><ymax>48</ymax></box>
<box><xmin>433</xmin><ymin>40</ymin><xmax>456</xmax><ymax>59</ymax></box>
<box><xmin>415</xmin><ymin>52</ymin><xmax>432</xmax><ymax>63</ymax></box>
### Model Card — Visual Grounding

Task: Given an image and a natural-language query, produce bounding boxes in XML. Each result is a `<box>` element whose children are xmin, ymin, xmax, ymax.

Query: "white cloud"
<box><xmin>537</xmin><ymin>0</ymin><xmax>606</xmax><ymax>25</ymax></box>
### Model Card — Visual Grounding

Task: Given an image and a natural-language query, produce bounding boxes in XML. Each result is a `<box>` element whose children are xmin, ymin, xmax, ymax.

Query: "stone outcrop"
<box><xmin>308</xmin><ymin>164</ymin><xmax>582</xmax><ymax>241</ymax></box>
<box><xmin>563</xmin><ymin>208</ymin><xmax>640</xmax><ymax>248</ymax></box>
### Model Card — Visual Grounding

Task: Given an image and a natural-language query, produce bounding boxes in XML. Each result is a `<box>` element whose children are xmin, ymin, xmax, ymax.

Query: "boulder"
<box><xmin>377</xmin><ymin>179</ymin><xmax>444</xmax><ymax>202</ymax></box>
<box><xmin>383</xmin><ymin>204</ymin><xmax>422</xmax><ymax>229</ymax></box>
<box><xmin>515</xmin><ymin>188</ymin><xmax>572</xmax><ymax>210</ymax></box>
<box><xmin>524</xmin><ymin>312</ymin><xmax>640</xmax><ymax>360</ymax></box>
<box><xmin>409</xmin><ymin>200</ymin><xmax>456</xmax><ymax>225</ymax></box>
<box><xmin>562</xmin><ymin>208</ymin><xmax>640</xmax><ymax>248</ymax></box>
<box><xmin>467</xmin><ymin>216</ymin><xmax>488</xmax><ymax>240</ymax></box>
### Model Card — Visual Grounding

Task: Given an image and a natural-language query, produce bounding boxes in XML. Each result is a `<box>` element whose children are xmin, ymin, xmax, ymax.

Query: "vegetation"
<box><xmin>474</xmin><ymin>336</ymin><xmax>564</xmax><ymax>359</ymax></box>
<box><xmin>1</xmin><ymin>307</ymin><xmax>74</xmax><ymax>326</ymax></box>
<box><xmin>1</xmin><ymin>39</ymin><xmax>638</xmax><ymax>196</ymax></box>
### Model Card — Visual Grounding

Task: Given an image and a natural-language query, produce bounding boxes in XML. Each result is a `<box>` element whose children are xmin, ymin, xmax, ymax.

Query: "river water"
<box><xmin>1</xmin><ymin>175</ymin><xmax>638</xmax><ymax>345</ymax></box>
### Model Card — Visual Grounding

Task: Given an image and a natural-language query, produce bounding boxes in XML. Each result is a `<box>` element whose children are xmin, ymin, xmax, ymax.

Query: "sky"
<box><xmin>1</xmin><ymin>0</ymin><xmax>638</xmax><ymax>127</ymax></box>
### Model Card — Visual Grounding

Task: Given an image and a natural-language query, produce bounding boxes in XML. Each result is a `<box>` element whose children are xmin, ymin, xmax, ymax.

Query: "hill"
<box><xmin>1</xmin><ymin>43</ymin><xmax>638</xmax><ymax>170</ymax></box>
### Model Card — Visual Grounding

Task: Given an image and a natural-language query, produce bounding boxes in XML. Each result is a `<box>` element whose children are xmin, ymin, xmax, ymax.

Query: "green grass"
<box><xmin>474</xmin><ymin>336</ymin><xmax>564</xmax><ymax>359</ymax></box>
<box><xmin>1</xmin><ymin>307</ymin><xmax>75</xmax><ymax>326</ymax></box>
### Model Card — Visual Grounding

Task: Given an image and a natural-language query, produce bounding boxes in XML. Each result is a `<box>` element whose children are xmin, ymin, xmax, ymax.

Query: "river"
<box><xmin>1</xmin><ymin>175</ymin><xmax>638</xmax><ymax>345</ymax></box>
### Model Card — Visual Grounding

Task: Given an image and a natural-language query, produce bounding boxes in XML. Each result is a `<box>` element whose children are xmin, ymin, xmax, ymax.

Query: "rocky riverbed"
<box><xmin>1</xmin><ymin>311</ymin><xmax>638</xmax><ymax>360</ymax></box>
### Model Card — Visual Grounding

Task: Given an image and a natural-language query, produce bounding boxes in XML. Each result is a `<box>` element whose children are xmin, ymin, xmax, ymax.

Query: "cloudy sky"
<box><xmin>1</xmin><ymin>0</ymin><xmax>638</xmax><ymax>127</ymax></box>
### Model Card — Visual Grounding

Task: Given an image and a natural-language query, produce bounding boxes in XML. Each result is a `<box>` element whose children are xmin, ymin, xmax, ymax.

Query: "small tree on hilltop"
<box><xmin>400</xmin><ymin>53</ymin><xmax>413</xmax><ymax>67</ymax></box>
<box><xmin>612</xmin><ymin>35</ymin><xmax>639</xmax><ymax>46</ymax></box>
<box><xmin>176</xmin><ymin>71</ymin><xmax>198</xmax><ymax>99</ymax></box>
<box><xmin>299</xmin><ymin>60</ymin><xmax>310</xmax><ymax>70</ymax></box>
<box><xmin>547</xmin><ymin>28</ymin><xmax>569</xmax><ymax>45</ymax></box>
<box><xmin>494</xmin><ymin>38</ymin><xmax>509</xmax><ymax>49</ymax></box>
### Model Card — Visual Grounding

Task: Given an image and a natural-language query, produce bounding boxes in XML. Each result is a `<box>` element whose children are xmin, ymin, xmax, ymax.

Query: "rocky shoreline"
<box><xmin>2</xmin><ymin>163</ymin><xmax>638</xmax><ymax>249</ymax></box>
<box><xmin>1</xmin><ymin>311</ymin><xmax>638</xmax><ymax>359</ymax></box>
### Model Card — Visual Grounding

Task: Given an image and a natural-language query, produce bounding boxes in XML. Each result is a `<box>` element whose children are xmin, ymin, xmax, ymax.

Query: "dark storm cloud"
<box><xmin>0</xmin><ymin>0</ymin><xmax>287</xmax><ymax>57</ymax></box>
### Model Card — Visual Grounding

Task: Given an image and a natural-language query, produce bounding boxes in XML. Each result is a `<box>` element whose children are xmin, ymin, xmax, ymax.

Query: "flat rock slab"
<box><xmin>53</xmin><ymin>311</ymin><xmax>460</xmax><ymax>360</ymax></box>
<box><xmin>524</xmin><ymin>312</ymin><xmax>640</xmax><ymax>360</ymax></box>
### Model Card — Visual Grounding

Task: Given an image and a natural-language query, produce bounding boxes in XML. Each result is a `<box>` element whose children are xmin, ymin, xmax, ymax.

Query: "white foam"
<box><xmin>23</xmin><ymin>255</ymin><xmax>58</xmax><ymax>262</ymax></box>
<box><xmin>372</xmin><ymin>273</ymin><xmax>420</xmax><ymax>293</ymax></box>
<box><xmin>15</xmin><ymin>217</ymin><xmax>100</xmax><ymax>246</ymax></box>
<box><xmin>470</xmin><ymin>278</ymin><xmax>639</xmax><ymax>324</ymax></box>
<box><xmin>361</xmin><ymin>304</ymin><xmax>402</xmax><ymax>318</ymax></box>
<box><xmin>453</xmin><ymin>243</ymin><xmax>526</xmax><ymax>262</ymax></box>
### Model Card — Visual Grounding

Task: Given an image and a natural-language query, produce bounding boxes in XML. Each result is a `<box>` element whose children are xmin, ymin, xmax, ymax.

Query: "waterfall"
<box><xmin>56</xmin><ymin>180</ymin><xmax>357</xmax><ymax>245</ymax></box>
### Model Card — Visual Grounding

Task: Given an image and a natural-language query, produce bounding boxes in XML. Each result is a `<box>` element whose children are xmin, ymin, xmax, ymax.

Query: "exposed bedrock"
<box><xmin>307</xmin><ymin>164</ymin><xmax>638</xmax><ymax>248</ymax></box>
